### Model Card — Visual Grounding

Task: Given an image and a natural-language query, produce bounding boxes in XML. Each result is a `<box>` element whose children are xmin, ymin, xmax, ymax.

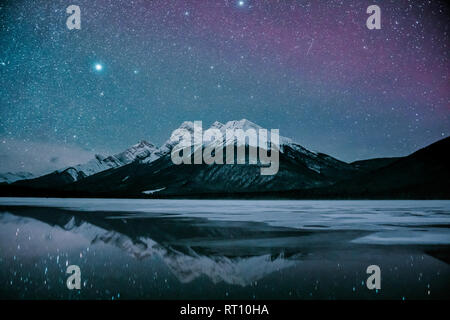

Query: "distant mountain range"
<box><xmin>1</xmin><ymin>119</ymin><xmax>449</xmax><ymax>199</ymax></box>
<box><xmin>0</xmin><ymin>172</ymin><xmax>34</xmax><ymax>184</ymax></box>
<box><xmin>4</xmin><ymin>140</ymin><xmax>162</xmax><ymax>189</ymax></box>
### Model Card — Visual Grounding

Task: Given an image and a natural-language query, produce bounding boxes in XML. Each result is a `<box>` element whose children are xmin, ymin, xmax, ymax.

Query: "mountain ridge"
<box><xmin>1</xmin><ymin>120</ymin><xmax>448</xmax><ymax>199</ymax></box>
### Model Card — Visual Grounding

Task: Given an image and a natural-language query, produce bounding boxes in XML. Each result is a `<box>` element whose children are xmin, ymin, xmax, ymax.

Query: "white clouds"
<box><xmin>0</xmin><ymin>138</ymin><xmax>96</xmax><ymax>175</ymax></box>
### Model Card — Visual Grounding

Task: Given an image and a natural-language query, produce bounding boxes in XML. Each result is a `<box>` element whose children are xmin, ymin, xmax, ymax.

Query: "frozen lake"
<box><xmin>0</xmin><ymin>198</ymin><xmax>449</xmax><ymax>299</ymax></box>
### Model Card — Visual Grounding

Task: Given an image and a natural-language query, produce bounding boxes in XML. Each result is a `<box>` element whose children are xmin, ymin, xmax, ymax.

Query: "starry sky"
<box><xmin>0</xmin><ymin>0</ymin><xmax>449</xmax><ymax>174</ymax></box>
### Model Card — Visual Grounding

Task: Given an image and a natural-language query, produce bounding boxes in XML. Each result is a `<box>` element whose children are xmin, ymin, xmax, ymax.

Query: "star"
<box><xmin>0</xmin><ymin>0</ymin><xmax>448</xmax><ymax>171</ymax></box>
<box><xmin>94</xmin><ymin>63</ymin><xmax>103</xmax><ymax>71</ymax></box>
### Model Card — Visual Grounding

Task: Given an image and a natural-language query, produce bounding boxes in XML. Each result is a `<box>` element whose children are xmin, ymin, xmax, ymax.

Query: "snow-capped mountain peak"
<box><xmin>60</xmin><ymin>140</ymin><xmax>161</xmax><ymax>182</ymax></box>
<box><xmin>210</xmin><ymin>121</ymin><xmax>224</xmax><ymax>130</ymax></box>
<box><xmin>222</xmin><ymin>119</ymin><xmax>262</xmax><ymax>131</ymax></box>
<box><xmin>114</xmin><ymin>140</ymin><xmax>159</xmax><ymax>163</ymax></box>
<box><xmin>160</xmin><ymin>119</ymin><xmax>297</xmax><ymax>154</ymax></box>
<box><xmin>9</xmin><ymin>119</ymin><xmax>318</xmax><ymax>185</ymax></box>
<box><xmin>177</xmin><ymin>121</ymin><xmax>195</xmax><ymax>132</ymax></box>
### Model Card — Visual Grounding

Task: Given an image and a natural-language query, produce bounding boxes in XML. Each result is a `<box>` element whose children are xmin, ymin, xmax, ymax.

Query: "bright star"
<box><xmin>94</xmin><ymin>63</ymin><xmax>103</xmax><ymax>71</ymax></box>
<box><xmin>238</xmin><ymin>1</ymin><xmax>245</xmax><ymax>7</ymax></box>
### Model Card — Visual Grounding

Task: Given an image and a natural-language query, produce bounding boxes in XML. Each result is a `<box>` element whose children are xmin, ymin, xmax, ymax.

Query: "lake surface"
<box><xmin>0</xmin><ymin>198</ymin><xmax>449</xmax><ymax>299</ymax></box>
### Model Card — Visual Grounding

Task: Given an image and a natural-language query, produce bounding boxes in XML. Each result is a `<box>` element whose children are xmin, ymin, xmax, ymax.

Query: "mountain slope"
<box><xmin>4</xmin><ymin>120</ymin><xmax>447</xmax><ymax>199</ymax></box>
<box><xmin>13</xmin><ymin>140</ymin><xmax>161</xmax><ymax>189</ymax></box>
<box><xmin>351</xmin><ymin>157</ymin><xmax>400</xmax><ymax>172</ymax></box>
<box><xmin>328</xmin><ymin>137</ymin><xmax>450</xmax><ymax>198</ymax></box>
<box><xmin>0</xmin><ymin>172</ymin><xmax>34</xmax><ymax>184</ymax></box>
<box><xmin>64</xmin><ymin>120</ymin><xmax>359</xmax><ymax>196</ymax></box>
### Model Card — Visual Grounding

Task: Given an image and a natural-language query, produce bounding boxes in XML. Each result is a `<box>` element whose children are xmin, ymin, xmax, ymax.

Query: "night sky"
<box><xmin>0</xmin><ymin>0</ymin><xmax>448</xmax><ymax>174</ymax></box>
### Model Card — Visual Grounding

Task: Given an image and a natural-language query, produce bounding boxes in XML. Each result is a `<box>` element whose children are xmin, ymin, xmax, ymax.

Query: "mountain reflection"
<box><xmin>0</xmin><ymin>205</ymin><xmax>324</xmax><ymax>286</ymax></box>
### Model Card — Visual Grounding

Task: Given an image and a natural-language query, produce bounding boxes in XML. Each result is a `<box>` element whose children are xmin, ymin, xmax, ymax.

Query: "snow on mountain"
<box><xmin>61</xmin><ymin>140</ymin><xmax>161</xmax><ymax>182</ymax></box>
<box><xmin>9</xmin><ymin>141</ymin><xmax>163</xmax><ymax>188</ymax></box>
<box><xmin>158</xmin><ymin>119</ymin><xmax>330</xmax><ymax>175</ymax></box>
<box><xmin>159</xmin><ymin>121</ymin><xmax>195</xmax><ymax>154</ymax></box>
<box><xmin>160</xmin><ymin>119</ymin><xmax>294</xmax><ymax>154</ymax></box>
<box><xmin>59</xmin><ymin>119</ymin><xmax>360</xmax><ymax>196</ymax></box>
<box><xmin>11</xmin><ymin>119</ymin><xmax>351</xmax><ymax>192</ymax></box>
<box><xmin>0</xmin><ymin>171</ymin><xmax>34</xmax><ymax>184</ymax></box>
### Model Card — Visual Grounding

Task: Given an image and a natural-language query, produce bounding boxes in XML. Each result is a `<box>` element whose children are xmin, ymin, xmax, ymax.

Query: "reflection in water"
<box><xmin>90</xmin><ymin>230</ymin><xmax>297</xmax><ymax>286</ymax></box>
<box><xmin>0</xmin><ymin>205</ymin><xmax>308</xmax><ymax>287</ymax></box>
<box><xmin>0</xmin><ymin>199</ymin><xmax>449</xmax><ymax>299</ymax></box>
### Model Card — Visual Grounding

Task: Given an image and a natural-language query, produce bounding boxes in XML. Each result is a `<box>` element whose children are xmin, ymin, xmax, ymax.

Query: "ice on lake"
<box><xmin>0</xmin><ymin>198</ymin><xmax>449</xmax><ymax>299</ymax></box>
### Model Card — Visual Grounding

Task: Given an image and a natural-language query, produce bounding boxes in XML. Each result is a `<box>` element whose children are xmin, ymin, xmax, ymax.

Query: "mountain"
<box><xmin>62</xmin><ymin>119</ymin><xmax>360</xmax><ymax>196</ymax></box>
<box><xmin>350</xmin><ymin>157</ymin><xmax>400</xmax><ymax>172</ymax></box>
<box><xmin>0</xmin><ymin>172</ymin><xmax>34</xmax><ymax>184</ymax></box>
<box><xmin>324</xmin><ymin>137</ymin><xmax>450</xmax><ymax>198</ymax></box>
<box><xmin>2</xmin><ymin>120</ymin><xmax>448</xmax><ymax>199</ymax></box>
<box><xmin>13</xmin><ymin>140</ymin><xmax>161</xmax><ymax>189</ymax></box>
